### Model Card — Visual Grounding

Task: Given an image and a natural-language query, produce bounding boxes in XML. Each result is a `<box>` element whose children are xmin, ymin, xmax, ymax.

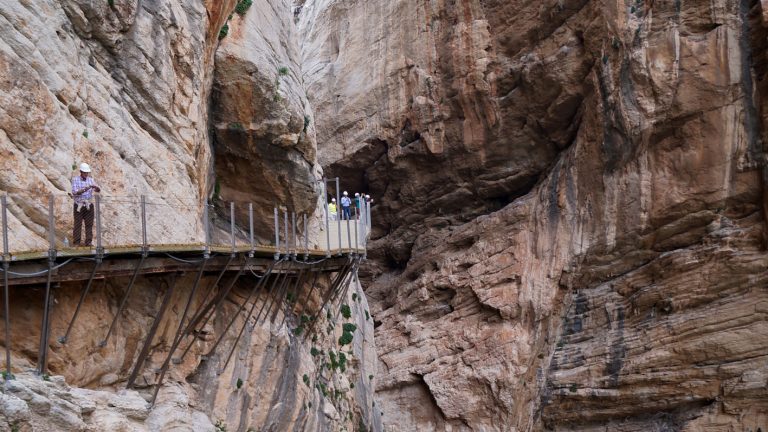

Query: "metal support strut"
<box><xmin>1</xmin><ymin>195</ymin><xmax>11</xmax><ymax>379</ymax></box>
<box><xmin>218</xmin><ymin>259</ymin><xmax>283</xmax><ymax>373</ymax></box>
<box><xmin>126</xmin><ymin>273</ymin><xmax>178</xmax><ymax>388</ymax></box>
<box><xmin>204</xmin><ymin>260</ymin><xmax>278</xmax><ymax>363</ymax></box>
<box><xmin>37</xmin><ymin>194</ymin><xmax>56</xmax><ymax>376</ymax></box>
<box><xmin>151</xmin><ymin>256</ymin><xmax>244</xmax><ymax>405</ymax></box>
<box><xmin>100</xmin><ymin>254</ymin><xmax>145</xmax><ymax>347</ymax></box>
<box><xmin>101</xmin><ymin>196</ymin><xmax>150</xmax><ymax>347</ymax></box>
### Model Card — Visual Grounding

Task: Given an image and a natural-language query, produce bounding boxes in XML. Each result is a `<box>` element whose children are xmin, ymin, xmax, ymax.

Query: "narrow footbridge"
<box><xmin>0</xmin><ymin>184</ymin><xmax>369</xmax><ymax>404</ymax></box>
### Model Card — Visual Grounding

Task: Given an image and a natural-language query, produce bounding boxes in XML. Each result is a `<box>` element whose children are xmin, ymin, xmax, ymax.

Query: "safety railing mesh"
<box><xmin>0</xmin><ymin>191</ymin><xmax>371</xmax><ymax>260</ymax></box>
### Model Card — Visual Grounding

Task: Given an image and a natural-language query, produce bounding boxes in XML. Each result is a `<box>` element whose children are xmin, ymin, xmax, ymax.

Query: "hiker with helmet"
<box><xmin>328</xmin><ymin>198</ymin><xmax>338</xmax><ymax>221</ymax></box>
<box><xmin>71</xmin><ymin>163</ymin><xmax>101</xmax><ymax>246</ymax></box>
<box><xmin>341</xmin><ymin>191</ymin><xmax>352</xmax><ymax>220</ymax></box>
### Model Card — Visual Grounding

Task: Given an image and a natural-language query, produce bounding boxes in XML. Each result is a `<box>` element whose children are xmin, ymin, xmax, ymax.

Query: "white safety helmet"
<box><xmin>79</xmin><ymin>163</ymin><xmax>91</xmax><ymax>173</ymax></box>
<box><xmin>343</xmin><ymin>191</ymin><xmax>348</xmax><ymax>196</ymax></box>
<box><xmin>365</xmin><ymin>195</ymin><xmax>370</xmax><ymax>199</ymax></box>
<box><xmin>355</xmin><ymin>193</ymin><xmax>360</xmax><ymax>197</ymax></box>
<box><xmin>331</xmin><ymin>198</ymin><xmax>336</xmax><ymax>202</ymax></box>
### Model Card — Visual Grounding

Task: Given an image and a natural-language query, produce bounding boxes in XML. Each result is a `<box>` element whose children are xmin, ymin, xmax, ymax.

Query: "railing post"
<box><xmin>140</xmin><ymin>195</ymin><xmax>148</xmax><ymax>256</ymax></box>
<box><xmin>248</xmin><ymin>203</ymin><xmax>254</xmax><ymax>257</ymax></box>
<box><xmin>230</xmin><ymin>201</ymin><xmax>236</xmax><ymax>254</ymax></box>
<box><xmin>291</xmin><ymin>212</ymin><xmax>297</xmax><ymax>258</ymax></box>
<box><xmin>203</xmin><ymin>201</ymin><xmax>210</xmax><ymax>258</ymax></box>
<box><xmin>303</xmin><ymin>213</ymin><xmax>309</xmax><ymax>260</ymax></box>
<box><xmin>283</xmin><ymin>209</ymin><xmax>289</xmax><ymax>257</ymax></box>
<box><xmin>1</xmin><ymin>195</ymin><xmax>11</xmax><ymax>380</ymax></box>
<box><xmin>335</xmin><ymin>178</ymin><xmax>341</xmax><ymax>255</ymax></box>
<box><xmin>95</xmin><ymin>194</ymin><xmax>103</xmax><ymax>260</ymax></box>
<box><xmin>323</xmin><ymin>179</ymin><xmax>330</xmax><ymax>257</ymax></box>
<box><xmin>274</xmin><ymin>207</ymin><xmax>280</xmax><ymax>260</ymax></box>
<box><xmin>47</xmin><ymin>194</ymin><xmax>56</xmax><ymax>260</ymax></box>
<box><xmin>1</xmin><ymin>195</ymin><xmax>8</xmax><ymax>261</ymax></box>
<box><xmin>365</xmin><ymin>200</ymin><xmax>371</xmax><ymax>257</ymax></box>
<box><xmin>354</xmin><ymin>206</ymin><xmax>359</xmax><ymax>253</ymax></box>
<box><xmin>346</xmin><ymin>206</ymin><xmax>352</xmax><ymax>252</ymax></box>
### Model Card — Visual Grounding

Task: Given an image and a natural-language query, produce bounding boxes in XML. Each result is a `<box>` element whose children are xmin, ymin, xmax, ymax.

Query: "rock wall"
<box><xmin>0</xmin><ymin>0</ymin><xmax>237</xmax><ymax>250</ymax></box>
<box><xmin>1</xmin><ymin>265</ymin><xmax>376</xmax><ymax>431</ymax></box>
<box><xmin>212</xmin><ymin>0</ymin><xmax>322</xmax><ymax>240</ymax></box>
<box><xmin>0</xmin><ymin>0</ymin><xmax>377</xmax><ymax>431</ymax></box>
<box><xmin>300</xmin><ymin>0</ymin><xmax>768</xmax><ymax>429</ymax></box>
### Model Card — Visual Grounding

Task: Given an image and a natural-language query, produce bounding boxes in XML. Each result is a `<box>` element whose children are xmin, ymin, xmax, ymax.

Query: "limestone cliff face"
<box><xmin>301</xmin><ymin>0</ymin><xmax>768</xmax><ymax>430</ymax></box>
<box><xmin>0</xmin><ymin>0</ymin><xmax>375</xmax><ymax>431</ymax></box>
<box><xmin>212</xmin><ymin>0</ymin><xmax>322</xmax><ymax>238</ymax></box>
<box><xmin>0</xmin><ymin>0</ymin><xmax>236</xmax><ymax>250</ymax></box>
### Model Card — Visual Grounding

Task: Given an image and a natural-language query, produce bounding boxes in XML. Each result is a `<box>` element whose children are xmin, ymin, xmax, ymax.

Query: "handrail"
<box><xmin>0</xmin><ymin>190</ymin><xmax>371</xmax><ymax>262</ymax></box>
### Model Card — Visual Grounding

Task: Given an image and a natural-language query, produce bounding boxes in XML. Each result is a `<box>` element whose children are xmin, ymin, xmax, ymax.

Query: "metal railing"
<box><xmin>0</xmin><ymin>184</ymin><xmax>371</xmax><ymax>261</ymax></box>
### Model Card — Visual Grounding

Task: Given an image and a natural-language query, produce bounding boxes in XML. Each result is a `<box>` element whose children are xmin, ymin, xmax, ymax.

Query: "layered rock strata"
<box><xmin>1</xmin><ymin>265</ymin><xmax>376</xmax><ymax>431</ymax></box>
<box><xmin>300</xmin><ymin>0</ymin><xmax>768</xmax><ymax>429</ymax></box>
<box><xmin>0</xmin><ymin>0</ymin><xmax>237</xmax><ymax>251</ymax></box>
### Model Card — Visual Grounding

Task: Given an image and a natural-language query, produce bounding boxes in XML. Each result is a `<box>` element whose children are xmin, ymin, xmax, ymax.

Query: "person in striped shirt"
<box><xmin>71</xmin><ymin>163</ymin><xmax>100</xmax><ymax>246</ymax></box>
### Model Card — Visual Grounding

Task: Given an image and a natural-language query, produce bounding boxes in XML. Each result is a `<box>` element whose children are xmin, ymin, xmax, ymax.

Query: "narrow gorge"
<box><xmin>0</xmin><ymin>0</ymin><xmax>766</xmax><ymax>431</ymax></box>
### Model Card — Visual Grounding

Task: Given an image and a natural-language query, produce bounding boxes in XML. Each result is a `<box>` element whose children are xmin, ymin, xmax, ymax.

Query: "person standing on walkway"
<box><xmin>328</xmin><ymin>198</ymin><xmax>338</xmax><ymax>221</ymax></box>
<box><xmin>71</xmin><ymin>163</ymin><xmax>100</xmax><ymax>246</ymax></box>
<box><xmin>341</xmin><ymin>191</ymin><xmax>352</xmax><ymax>220</ymax></box>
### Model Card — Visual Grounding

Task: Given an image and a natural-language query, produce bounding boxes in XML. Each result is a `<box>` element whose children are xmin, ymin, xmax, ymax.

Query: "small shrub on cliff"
<box><xmin>236</xmin><ymin>378</ymin><xmax>243</xmax><ymax>389</ymax></box>
<box><xmin>293</xmin><ymin>325</ymin><xmax>304</xmax><ymax>336</ymax></box>
<box><xmin>303</xmin><ymin>374</ymin><xmax>310</xmax><ymax>386</ymax></box>
<box><xmin>338</xmin><ymin>331</ymin><xmax>353</xmax><ymax>346</ymax></box>
<box><xmin>303</xmin><ymin>115</ymin><xmax>311</xmax><ymax>133</ymax></box>
<box><xmin>352</xmin><ymin>293</ymin><xmax>357</xmax><ymax>301</ymax></box>
<box><xmin>107</xmin><ymin>0</ymin><xmax>114</xmax><ymax>7</ymax></box>
<box><xmin>365</xmin><ymin>310</ymin><xmax>370</xmax><ymax>321</ymax></box>
<box><xmin>278</xmin><ymin>66</ymin><xmax>289</xmax><ymax>76</ymax></box>
<box><xmin>340</xmin><ymin>304</ymin><xmax>351</xmax><ymax>319</ymax></box>
<box><xmin>218</xmin><ymin>23</ymin><xmax>229</xmax><ymax>40</ymax></box>
<box><xmin>235</xmin><ymin>0</ymin><xmax>253</xmax><ymax>15</ymax></box>
<box><xmin>569</xmin><ymin>383</ymin><xmax>578</xmax><ymax>393</ymax></box>
<box><xmin>342</xmin><ymin>323</ymin><xmax>357</xmax><ymax>333</ymax></box>
<box><xmin>214</xmin><ymin>420</ymin><xmax>227</xmax><ymax>432</ymax></box>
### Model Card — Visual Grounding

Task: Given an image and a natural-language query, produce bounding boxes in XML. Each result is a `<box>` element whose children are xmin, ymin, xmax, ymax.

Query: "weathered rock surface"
<box><xmin>0</xmin><ymin>0</ymin><xmax>238</xmax><ymax>251</ymax></box>
<box><xmin>212</xmin><ymin>0</ymin><xmax>322</xmax><ymax>240</ymax></box>
<box><xmin>0</xmin><ymin>266</ymin><xmax>375</xmax><ymax>431</ymax></box>
<box><xmin>0</xmin><ymin>0</ymin><xmax>375</xmax><ymax>430</ymax></box>
<box><xmin>301</xmin><ymin>0</ymin><xmax>768</xmax><ymax>429</ymax></box>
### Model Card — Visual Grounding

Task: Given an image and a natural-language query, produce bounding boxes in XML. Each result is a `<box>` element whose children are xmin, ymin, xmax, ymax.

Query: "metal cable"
<box><xmin>163</xmin><ymin>253</ymin><xmax>206</xmax><ymax>264</ymax></box>
<box><xmin>0</xmin><ymin>258</ymin><xmax>74</xmax><ymax>276</ymax></box>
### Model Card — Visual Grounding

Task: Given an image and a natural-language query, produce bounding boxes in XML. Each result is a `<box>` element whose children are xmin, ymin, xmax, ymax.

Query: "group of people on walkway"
<box><xmin>69</xmin><ymin>162</ymin><xmax>369</xmax><ymax>248</ymax></box>
<box><xmin>328</xmin><ymin>191</ymin><xmax>372</xmax><ymax>221</ymax></box>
